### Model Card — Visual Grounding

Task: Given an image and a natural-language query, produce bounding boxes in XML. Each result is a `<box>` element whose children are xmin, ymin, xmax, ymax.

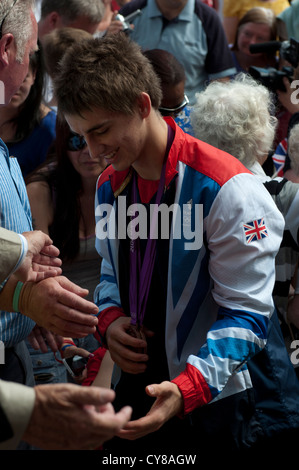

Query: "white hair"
<box><xmin>288</xmin><ymin>123</ymin><xmax>299</xmax><ymax>176</ymax></box>
<box><xmin>191</xmin><ymin>73</ymin><xmax>278</xmax><ymax>168</ymax></box>
<box><xmin>0</xmin><ymin>0</ymin><xmax>35</xmax><ymax>62</ymax></box>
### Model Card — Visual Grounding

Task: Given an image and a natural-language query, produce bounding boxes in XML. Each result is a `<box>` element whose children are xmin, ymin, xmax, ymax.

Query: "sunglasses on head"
<box><xmin>159</xmin><ymin>94</ymin><xmax>189</xmax><ymax>117</ymax></box>
<box><xmin>67</xmin><ymin>132</ymin><xmax>87</xmax><ymax>151</ymax></box>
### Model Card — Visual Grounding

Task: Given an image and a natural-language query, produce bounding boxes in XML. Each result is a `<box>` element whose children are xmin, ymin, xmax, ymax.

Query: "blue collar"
<box><xmin>147</xmin><ymin>0</ymin><xmax>195</xmax><ymax>22</ymax></box>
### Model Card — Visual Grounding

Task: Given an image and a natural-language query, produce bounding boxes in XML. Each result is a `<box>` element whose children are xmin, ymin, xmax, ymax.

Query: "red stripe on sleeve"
<box><xmin>172</xmin><ymin>363</ymin><xmax>213</xmax><ymax>415</ymax></box>
<box><xmin>95</xmin><ymin>307</ymin><xmax>126</xmax><ymax>346</ymax></box>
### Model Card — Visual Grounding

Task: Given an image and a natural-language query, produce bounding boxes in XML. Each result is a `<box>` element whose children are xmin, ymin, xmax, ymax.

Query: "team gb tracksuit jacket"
<box><xmin>94</xmin><ymin>118</ymin><xmax>299</xmax><ymax>445</ymax></box>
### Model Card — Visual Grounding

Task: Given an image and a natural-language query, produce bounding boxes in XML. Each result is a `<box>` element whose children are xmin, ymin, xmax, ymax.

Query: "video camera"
<box><xmin>248</xmin><ymin>38</ymin><xmax>299</xmax><ymax>92</ymax></box>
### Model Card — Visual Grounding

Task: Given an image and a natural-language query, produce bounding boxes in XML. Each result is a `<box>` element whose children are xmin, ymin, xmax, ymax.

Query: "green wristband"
<box><xmin>13</xmin><ymin>281</ymin><xmax>24</xmax><ymax>312</ymax></box>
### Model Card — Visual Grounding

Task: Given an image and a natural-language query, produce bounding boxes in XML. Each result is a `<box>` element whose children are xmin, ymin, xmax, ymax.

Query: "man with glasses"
<box><xmin>0</xmin><ymin>0</ymin><xmax>131</xmax><ymax>450</ymax></box>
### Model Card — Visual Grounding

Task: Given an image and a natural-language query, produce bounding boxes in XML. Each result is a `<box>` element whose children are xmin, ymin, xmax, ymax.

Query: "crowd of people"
<box><xmin>1</xmin><ymin>0</ymin><xmax>299</xmax><ymax>458</ymax></box>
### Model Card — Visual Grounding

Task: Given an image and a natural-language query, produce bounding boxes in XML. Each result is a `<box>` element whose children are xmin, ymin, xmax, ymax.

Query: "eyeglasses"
<box><xmin>67</xmin><ymin>132</ymin><xmax>87</xmax><ymax>151</ymax></box>
<box><xmin>159</xmin><ymin>94</ymin><xmax>189</xmax><ymax>117</ymax></box>
<box><xmin>0</xmin><ymin>0</ymin><xmax>18</xmax><ymax>40</ymax></box>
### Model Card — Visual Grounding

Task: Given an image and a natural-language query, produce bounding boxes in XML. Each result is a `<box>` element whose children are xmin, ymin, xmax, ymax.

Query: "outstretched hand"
<box><xmin>15</xmin><ymin>231</ymin><xmax>62</xmax><ymax>282</ymax></box>
<box><xmin>116</xmin><ymin>381</ymin><xmax>183</xmax><ymax>440</ymax></box>
<box><xmin>23</xmin><ymin>384</ymin><xmax>132</xmax><ymax>450</ymax></box>
<box><xmin>19</xmin><ymin>276</ymin><xmax>99</xmax><ymax>338</ymax></box>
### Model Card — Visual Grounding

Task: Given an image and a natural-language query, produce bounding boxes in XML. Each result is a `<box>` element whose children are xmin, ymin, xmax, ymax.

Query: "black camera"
<box><xmin>248</xmin><ymin>38</ymin><xmax>299</xmax><ymax>92</ymax></box>
<box><xmin>249</xmin><ymin>65</ymin><xmax>294</xmax><ymax>92</ymax></box>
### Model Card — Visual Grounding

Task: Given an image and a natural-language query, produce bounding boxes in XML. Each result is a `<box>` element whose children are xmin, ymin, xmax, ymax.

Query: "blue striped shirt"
<box><xmin>0</xmin><ymin>139</ymin><xmax>35</xmax><ymax>346</ymax></box>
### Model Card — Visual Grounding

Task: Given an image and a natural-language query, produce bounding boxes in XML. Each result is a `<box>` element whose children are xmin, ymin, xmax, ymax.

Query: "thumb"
<box><xmin>145</xmin><ymin>384</ymin><xmax>158</xmax><ymax>397</ymax></box>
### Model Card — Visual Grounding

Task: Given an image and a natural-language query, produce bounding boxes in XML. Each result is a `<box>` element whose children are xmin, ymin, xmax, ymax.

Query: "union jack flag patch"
<box><xmin>243</xmin><ymin>218</ymin><xmax>268</xmax><ymax>244</ymax></box>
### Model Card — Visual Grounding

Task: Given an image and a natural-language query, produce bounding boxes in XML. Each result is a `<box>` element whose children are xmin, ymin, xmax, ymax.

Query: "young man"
<box><xmin>54</xmin><ymin>33</ymin><xmax>299</xmax><ymax>453</ymax></box>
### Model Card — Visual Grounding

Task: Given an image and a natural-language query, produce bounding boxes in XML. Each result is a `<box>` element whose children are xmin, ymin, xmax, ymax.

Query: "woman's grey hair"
<box><xmin>191</xmin><ymin>73</ymin><xmax>278</xmax><ymax>168</ymax></box>
<box><xmin>288</xmin><ymin>123</ymin><xmax>299</xmax><ymax>176</ymax></box>
<box><xmin>41</xmin><ymin>0</ymin><xmax>104</xmax><ymax>23</ymax></box>
<box><xmin>0</xmin><ymin>0</ymin><xmax>35</xmax><ymax>62</ymax></box>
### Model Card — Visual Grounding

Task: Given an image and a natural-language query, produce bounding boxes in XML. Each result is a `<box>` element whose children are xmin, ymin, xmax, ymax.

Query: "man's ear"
<box><xmin>0</xmin><ymin>34</ymin><xmax>15</xmax><ymax>67</ymax></box>
<box><xmin>137</xmin><ymin>92</ymin><xmax>152</xmax><ymax>118</ymax></box>
<box><xmin>47</xmin><ymin>11</ymin><xmax>60</xmax><ymax>29</ymax></box>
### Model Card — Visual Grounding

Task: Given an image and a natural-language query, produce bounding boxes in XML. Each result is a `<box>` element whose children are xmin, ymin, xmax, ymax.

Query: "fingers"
<box><xmin>71</xmin><ymin>384</ymin><xmax>116</xmax><ymax>407</ymax></box>
<box><xmin>55</xmin><ymin>276</ymin><xmax>95</xmax><ymax>299</ymax></box>
<box><xmin>28</xmin><ymin>326</ymin><xmax>61</xmax><ymax>353</ymax></box>
<box><xmin>22</xmin><ymin>230</ymin><xmax>56</xmax><ymax>254</ymax></box>
<box><xmin>30</xmin><ymin>267</ymin><xmax>63</xmax><ymax>282</ymax></box>
<box><xmin>39</xmin><ymin>243</ymin><xmax>60</xmax><ymax>258</ymax></box>
<box><xmin>19</xmin><ymin>278</ymin><xmax>98</xmax><ymax>338</ymax></box>
<box><xmin>106</xmin><ymin>318</ymin><xmax>149</xmax><ymax>373</ymax></box>
<box><xmin>32</xmin><ymin>252</ymin><xmax>62</xmax><ymax>267</ymax></box>
<box><xmin>112</xmin><ymin>406</ymin><xmax>133</xmax><ymax>429</ymax></box>
<box><xmin>45</xmin><ymin>310</ymin><xmax>98</xmax><ymax>338</ymax></box>
<box><xmin>54</xmin><ymin>277</ymin><xmax>99</xmax><ymax>315</ymax></box>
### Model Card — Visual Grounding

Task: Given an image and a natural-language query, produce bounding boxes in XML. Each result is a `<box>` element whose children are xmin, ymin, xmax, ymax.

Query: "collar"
<box><xmin>0</xmin><ymin>138</ymin><xmax>10</xmax><ymax>168</ymax></box>
<box><xmin>148</xmin><ymin>0</ymin><xmax>194</xmax><ymax>22</ymax></box>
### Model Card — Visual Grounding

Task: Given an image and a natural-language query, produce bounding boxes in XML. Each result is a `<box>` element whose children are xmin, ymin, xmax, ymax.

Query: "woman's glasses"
<box><xmin>67</xmin><ymin>132</ymin><xmax>87</xmax><ymax>151</ymax></box>
<box><xmin>159</xmin><ymin>94</ymin><xmax>189</xmax><ymax>117</ymax></box>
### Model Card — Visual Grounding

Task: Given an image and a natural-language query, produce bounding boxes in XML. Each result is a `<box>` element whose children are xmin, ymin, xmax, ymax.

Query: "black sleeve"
<box><xmin>194</xmin><ymin>0</ymin><xmax>235</xmax><ymax>75</ymax></box>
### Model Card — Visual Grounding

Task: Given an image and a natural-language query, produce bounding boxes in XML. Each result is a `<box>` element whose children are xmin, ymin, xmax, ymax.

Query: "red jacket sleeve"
<box><xmin>95</xmin><ymin>307</ymin><xmax>126</xmax><ymax>347</ymax></box>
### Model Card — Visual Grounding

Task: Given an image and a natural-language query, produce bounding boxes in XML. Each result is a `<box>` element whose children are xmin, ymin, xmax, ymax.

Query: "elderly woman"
<box><xmin>191</xmin><ymin>74</ymin><xmax>277</xmax><ymax>169</ymax></box>
<box><xmin>191</xmin><ymin>73</ymin><xmax>299</xmax><ymax>360</ymax></box>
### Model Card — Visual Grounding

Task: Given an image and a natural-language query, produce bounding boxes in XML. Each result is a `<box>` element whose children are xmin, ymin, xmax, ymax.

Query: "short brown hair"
<box><xmin>54</xmin><ymin>33</ymin><xmax>162</xmax><ymax>116</ymax></box>
<box><xmin>42</xmin><ymin>27</ymin><xmax>92</xmax><ymax>79</ymax></box>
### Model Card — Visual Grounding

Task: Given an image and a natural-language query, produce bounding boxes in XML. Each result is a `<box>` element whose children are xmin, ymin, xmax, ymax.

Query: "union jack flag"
<box><xmin>243</xmin><ymin>218</ymin><xmax>268</xmax><ymax>244</ymax></box>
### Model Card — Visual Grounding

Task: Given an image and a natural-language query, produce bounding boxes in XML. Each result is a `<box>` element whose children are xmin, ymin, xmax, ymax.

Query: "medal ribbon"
<box><xmin>129</xmin><ymin>125</ymin><xmax>174</xmax><ymax>328</ymax></box>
